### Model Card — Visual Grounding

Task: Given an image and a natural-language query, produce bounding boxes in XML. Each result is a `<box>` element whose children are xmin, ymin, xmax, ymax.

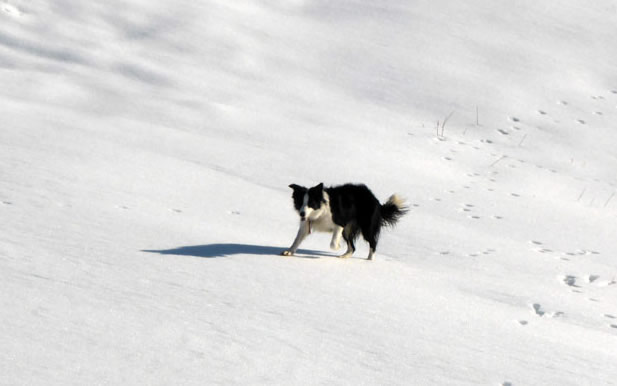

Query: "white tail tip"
<box><xmin>387</xmin><ymin>194</ymin><xmax>406</xmax><ymax>210</ymax></box>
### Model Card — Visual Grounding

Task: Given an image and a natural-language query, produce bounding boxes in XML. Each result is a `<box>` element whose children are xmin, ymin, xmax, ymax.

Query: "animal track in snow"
<box><xmin>467</xmin><ymin>248</ymin><xmax>494</xmax><ymax>257</ymax></box>
<box><xmin>532</xmin><ymin>303</ymin><xmax>545</xmax><ymax>317</ymax></box>
<box><xmin>531</xmin><ymin>244</ymin><xmax>602</xmax><ymax>261</ymax></box>
<box><xmin>561</xmin><ymin>275</ymin><xmax>580</xmax><ymax>288</ymax></box>
<box><xmin>530</xmin><ymin>241</ymin><xmax>550</xmax><ymax>252</ymax></box>
<box><xmin>576</xmin><ymin>119</ymin><xmax>586</xmax><ymax>125</ymax></box>
<box><xmin>531</xmin><ymin>304</ymin><xmax>564</xmax><ymax>318</ymax></box>
<box><xmin>460</xmin><ymin>204</ymin><xmax>475</xmax><ymax>213</ymax></box>
<box><xmin>563</xmin><ymin>249</ymin><xmax>600</xmax><ymax>257</ymax></box>
<box><xmin>588</xmin><ymin>275</ymin><xmax>600</xmax><ymax>283</ymax></box>
<box><xmin>558</xmin><ymin>274</ymin><xmax>613</xmax><ymax>295</ymax></box>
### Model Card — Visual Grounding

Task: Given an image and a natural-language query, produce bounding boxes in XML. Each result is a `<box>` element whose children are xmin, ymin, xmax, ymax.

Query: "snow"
<box><xmin>1</xmin><ymin>0</ymin><xmax>617</xmax><ymax>384</ymax></box>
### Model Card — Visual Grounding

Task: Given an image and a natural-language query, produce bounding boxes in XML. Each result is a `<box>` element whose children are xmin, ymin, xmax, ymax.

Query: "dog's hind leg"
<box><xmin>282</xmin><ymin>221</ymin><xmax>310</xmax><ymax>256</ymax></box>
<box><xmin>362</xmin><ymin>227</ymin><xmax>379</xmax><ymax>260</ymax></box>
<box><xmin>339</xmin><ymin>240</ymin><xmax>354</xmax><ymax>259</ymax></box>
<box><xmin>338</xmin><ymin>225</ymin><xmax>356</xmax><ymax>259</ymax></box>
<box><xmin>330</xmin><ymin>225</ymin><xmax>343</xmax><ymax>250</ymax></box>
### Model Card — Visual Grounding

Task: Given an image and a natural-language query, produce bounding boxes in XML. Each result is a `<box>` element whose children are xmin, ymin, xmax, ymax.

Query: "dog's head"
<box><xmin>289</xmin><ymin>183</ymin><xmax>326</xmax><ymax>221</ymax></box>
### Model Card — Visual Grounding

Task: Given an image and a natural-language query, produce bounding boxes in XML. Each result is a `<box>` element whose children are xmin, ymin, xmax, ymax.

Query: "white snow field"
<box><xmin>2</xmin><ymin>0</ymin><xmax>617</xmax><ymax>384</ymax></box>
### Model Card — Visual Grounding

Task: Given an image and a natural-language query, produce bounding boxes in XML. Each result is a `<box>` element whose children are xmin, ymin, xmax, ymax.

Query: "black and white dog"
<box><xmin>282</xmin><ymin>183</ymin><xmax>407</xmax><ymax>260</ymax></box>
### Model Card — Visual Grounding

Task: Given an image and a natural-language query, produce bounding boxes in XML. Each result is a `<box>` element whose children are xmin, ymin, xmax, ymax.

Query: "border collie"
<box><xmin>282</xmin><ymin>183</ymin><xmax>407</xmax><ymax>260</ymax></box>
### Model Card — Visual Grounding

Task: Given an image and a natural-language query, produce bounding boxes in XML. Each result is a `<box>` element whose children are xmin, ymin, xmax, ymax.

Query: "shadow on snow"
<box><xmin>142</xmin><ymin>243</ymin><xmax>333</xmax><ymax>259</ymax></box>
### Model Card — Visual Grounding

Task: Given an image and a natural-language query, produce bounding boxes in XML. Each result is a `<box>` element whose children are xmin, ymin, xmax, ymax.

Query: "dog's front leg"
<box><xmin>282</xmin><ymin>221</ymin><xmax>310</xmax><ymax>256</ymax></box>
<box><xmin>330</xmin><ymin>225</ymin><xmax>343</xmax><ymax>250</ymax></box>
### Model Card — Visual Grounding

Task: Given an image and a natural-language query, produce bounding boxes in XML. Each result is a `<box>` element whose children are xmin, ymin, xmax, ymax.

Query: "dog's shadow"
<box><xmin>142</xmin><ymin>243</ymin><xmax>333</xmax><ymax>259</ymax></box>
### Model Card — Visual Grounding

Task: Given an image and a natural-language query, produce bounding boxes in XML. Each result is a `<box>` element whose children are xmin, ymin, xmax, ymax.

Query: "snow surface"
<box><xmin>1</xmin><ymin>0</ymin><xmax>617</xmax><ymax>384</ymax></box>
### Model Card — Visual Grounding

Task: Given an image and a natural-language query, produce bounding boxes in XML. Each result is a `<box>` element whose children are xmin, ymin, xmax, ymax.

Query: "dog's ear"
<box><xmin>289</xmin><ymin>184</ymin><xmax>305</xmax><ymax>192</ymax></box>
<box><xmin>314</xmin><ymin>183</ymin><xmax>325</xmax><ymax>202</ymax></box>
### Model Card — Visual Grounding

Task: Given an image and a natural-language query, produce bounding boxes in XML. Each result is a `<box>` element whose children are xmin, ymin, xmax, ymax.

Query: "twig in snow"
<box><xmin>435</xmin><ymin>112</ymin><xmax>455</xmax><ymax>139</ymax></box>
<box><xmin>604</xmin><ymin>192</ymin><xmax>615</xmax><ymax>208</ymax></box>
<box><xmin>441</xmin><ymin>111</ymin><xmax>454</xmax><ymax>137</ymax></box>
<box><xmin>518</xmin><ymin>134</ymin><xmax>528</xmax><ymax>147</ymax></box>
<box><xmin>490</xmin><ymin>155</ymin><xmax>507</xmax><ymax>167</ymax></box>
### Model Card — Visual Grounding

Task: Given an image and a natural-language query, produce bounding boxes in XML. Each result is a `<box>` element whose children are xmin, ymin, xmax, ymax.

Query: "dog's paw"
<box><xmin>330</xmin><ymin>242</ymin><xmax>341</xmax><ymax>250</ymax></box>
<box><xmin>281</xmin><ymin>250</ymin><xmax>294</xmax><ymax>256</ymax></box>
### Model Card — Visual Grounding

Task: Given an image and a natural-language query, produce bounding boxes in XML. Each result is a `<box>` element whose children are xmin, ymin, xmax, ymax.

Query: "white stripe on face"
<box><xmin>300</xmin><ymin>192</ymin><xmax>311</xmax><ymax>220</ymax></box>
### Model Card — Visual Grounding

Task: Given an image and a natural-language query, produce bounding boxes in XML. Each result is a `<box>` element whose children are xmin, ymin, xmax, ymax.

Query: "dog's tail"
<box><xmin>380</xmin><ymin>194</ymin><xmax>408</xmax><ymax>227</ymax></box>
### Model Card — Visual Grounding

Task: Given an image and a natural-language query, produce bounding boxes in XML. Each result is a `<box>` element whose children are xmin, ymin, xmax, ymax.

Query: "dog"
<box><xmin>282</xmin><ymin>183</ymin><xmax>407</xmax><ymax>260</ymax></box>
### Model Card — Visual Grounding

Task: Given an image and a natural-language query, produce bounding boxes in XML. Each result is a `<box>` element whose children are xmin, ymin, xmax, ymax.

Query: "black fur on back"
<box><xmin>326</xmin><ymin>183</ymin><xmax>407</xmax><ymax>253</ymax></box>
